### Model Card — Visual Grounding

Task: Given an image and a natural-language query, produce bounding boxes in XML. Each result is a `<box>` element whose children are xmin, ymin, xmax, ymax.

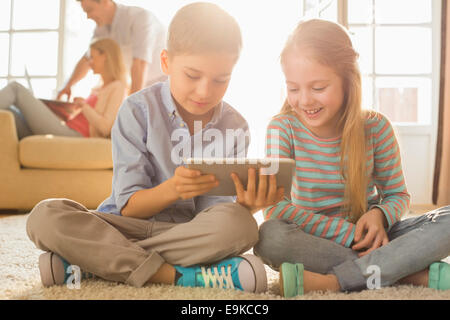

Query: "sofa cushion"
<box><xmin>19</xmin><ymin>135</ymin><xmax>113</xmax><ymax>170</ymax></box>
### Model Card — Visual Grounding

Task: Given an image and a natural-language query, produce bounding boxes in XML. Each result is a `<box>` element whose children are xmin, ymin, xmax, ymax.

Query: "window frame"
<box><xmin>0</xmin><ymin>0</ymin><xmax>66</xmax><ymax>92</ymax></box>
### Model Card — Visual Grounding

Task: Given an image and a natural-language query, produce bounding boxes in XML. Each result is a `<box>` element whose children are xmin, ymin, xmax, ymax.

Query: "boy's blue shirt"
<box><xmin>97</xmin><ymin>80</ymin><xmax>250</xmax><ymax>222</ymax></box>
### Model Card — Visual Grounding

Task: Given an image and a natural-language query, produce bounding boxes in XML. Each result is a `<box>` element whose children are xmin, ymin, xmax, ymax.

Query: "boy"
<box><xmin>27</xmin><ymin>3</ymin><xmax>279</xmax><ymax>293</ymax></box>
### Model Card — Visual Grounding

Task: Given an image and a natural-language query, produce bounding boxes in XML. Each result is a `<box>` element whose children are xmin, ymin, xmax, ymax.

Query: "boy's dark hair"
<box><xmin>167</xmin><ymin>2</ymin><xmax>242</xmax><ymax>57</ymax></box>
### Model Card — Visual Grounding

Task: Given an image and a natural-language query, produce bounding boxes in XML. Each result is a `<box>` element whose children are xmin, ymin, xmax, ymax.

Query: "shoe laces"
<box><xmin>201</xmin><ymin>264</ymin><xmax>234</xmax><ymax>289</ymax></box>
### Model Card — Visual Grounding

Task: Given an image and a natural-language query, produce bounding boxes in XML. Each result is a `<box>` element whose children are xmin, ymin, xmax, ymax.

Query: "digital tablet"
<box><xmin>40</xmin><ymin>99</ymin><xmax>76</xmax><ymax>108</ymax></box>
<box><xmin>184</xmin><ymin>158</ymin><xmax>295</xmax><ymax>197</ymax></box>
<box><xmin>40</xmin><ymin>99</ymin><xmax>79</xmax><ymax>121</ymax></box>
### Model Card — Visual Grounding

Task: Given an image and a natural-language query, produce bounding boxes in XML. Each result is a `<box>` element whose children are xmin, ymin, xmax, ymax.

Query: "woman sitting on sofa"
<box><xmin>0</xmin><ymin>38</ymin><xmax>128</xmax><ymax>139</ymax></box>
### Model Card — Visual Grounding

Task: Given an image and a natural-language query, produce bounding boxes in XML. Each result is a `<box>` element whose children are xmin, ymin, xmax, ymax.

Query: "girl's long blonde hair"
<box><xmin>279</xmin><ymin>19</ymin><xmax>372</xmax><ymax>223</ymax></box>
<box><xmin>90</xmin><ymin>38</ymin><xmax>127</xmax><ymax>85</ymax></box>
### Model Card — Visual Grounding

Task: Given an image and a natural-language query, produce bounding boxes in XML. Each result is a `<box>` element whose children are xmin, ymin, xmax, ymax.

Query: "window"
<box><xmin>0</xmin><ymin>0</ymin><xmax>64</xmax><ymax>99</ymax></box>
<box><xmin>303</xmin><ymin>0</ymin><xmax>339</xmax><ymax>21</ymax></box>
<box><xmin>301</xmin><ymin>0</ymin><xmax>439</xmax><ymax>126</ymax></box>
<box><xmin>349</xmin><ymin>0</ymin><xmax>435</xmax><ymax>125</ymax></box>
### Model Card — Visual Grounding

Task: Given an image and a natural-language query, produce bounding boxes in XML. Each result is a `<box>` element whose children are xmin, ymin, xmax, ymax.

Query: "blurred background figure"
<box><xmin>0</xmin><ymin>38</ymin><xmax>128</xmax><ymax>139</ymax></box>
<box><xmin>58</xmin><ymin>0</ymin><xmax>166</xmax><ymax>99</ymax></box>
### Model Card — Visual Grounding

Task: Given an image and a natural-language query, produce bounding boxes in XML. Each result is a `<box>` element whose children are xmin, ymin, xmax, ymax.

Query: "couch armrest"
<box><xmin>0</xmin><ymin>110</ymin><xmax>20</xmax><ymax>172</ymax></box>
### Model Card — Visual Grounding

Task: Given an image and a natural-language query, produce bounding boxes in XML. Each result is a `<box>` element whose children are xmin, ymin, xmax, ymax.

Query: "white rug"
<box><xmin>1</xmin><ymin>213</ymin><xmax>450</xmax><ymax>300</ymax></box>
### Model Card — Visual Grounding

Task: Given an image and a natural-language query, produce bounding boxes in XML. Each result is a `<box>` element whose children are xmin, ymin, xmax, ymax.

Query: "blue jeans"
<box><xmin>254</xmin><ymin>206</ymin><xmax>450</xmax><ymax>292</ymax></box>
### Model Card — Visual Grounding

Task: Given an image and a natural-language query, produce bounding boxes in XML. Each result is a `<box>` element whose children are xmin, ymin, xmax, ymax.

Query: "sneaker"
<box><xmin>38</xmin><ymin>252</ymin><xmax>95</xmax><ymax>287</ymax></box>
<box><xmin>280</xmin><ymin>262</ymin><xmax>304</xmax><ymax>297</ymax></box>
<box><xmin>428</xmin><ymin>261</ymin><xmax>450</xmax><ymax>290</ymax></box>
<box><xmin>174</xmin><ymin>254</ymin><xmax>267</xmax><ymax>293</ymax></box>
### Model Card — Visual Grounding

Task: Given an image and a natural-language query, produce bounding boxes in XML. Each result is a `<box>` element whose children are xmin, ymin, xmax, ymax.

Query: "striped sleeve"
<box><xmin>264</xmin><ymin>117</ymin><xmax>356</xmax><ymax>248</ymax></box>
<box><xmin>263</xmin><ymin>200</ymin><xmax>356</xmax><ymax>248</ymax></box>
<box><xmin>369</xmin><ymin>114</ymin><xmax>411</xmax><ymax>229</ymax></box>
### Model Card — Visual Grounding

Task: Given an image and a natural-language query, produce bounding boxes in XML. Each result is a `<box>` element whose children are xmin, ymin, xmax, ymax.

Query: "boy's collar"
<box><xmin>161</xmin><ymin>80</ymin><xmax>176</xmax><ymax>119</ymax></box>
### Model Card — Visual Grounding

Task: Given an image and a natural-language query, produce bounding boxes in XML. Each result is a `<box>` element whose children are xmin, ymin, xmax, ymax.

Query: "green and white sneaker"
<box><xmin>38</xmin><ymin>252</ymin><xmax>95</xmax><ymax>287</ymax></box>
<box><xmin>174</xmin><ymin>254</ymin><xmax>267</xmax><ymax>293</ymax></box>
<box><xmin>429</xmin><ymin>261</ymin><xmax>450</xmax><ymax>290</ymax></box>
<box><xmin>280</xmin><ymin>262</ymin><xmax>304</xmax><ymax>297</ymax></box>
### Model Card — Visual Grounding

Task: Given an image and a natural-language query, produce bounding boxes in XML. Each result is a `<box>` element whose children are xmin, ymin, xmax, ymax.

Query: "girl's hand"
<box><xmin>57</xmin><ymin>85</ymin><xmax>72</xmax><ymax>101</ymax></box>
<box><xmin>73</xmin><ymin>97</ymin><xmax>88</xmax><ymax>111</ymax></box>
<box><xmin>170</xmin><ymin>166</ymin><xmax>219</xmax><ymax>200</ymax></box>
<box><xmin>73</xmin><ymin>97</ymin><xmax>86</xmax><ymax>107</ymax></box>
<box><xmin>352</xmin><ymin>208</ymin><xmax>389</xmax><ymax>257</ymax></box>
<box><xmin>231</xmin><ymin>168</ymin><xmax>284</xmax><ymax>214</ymax></box>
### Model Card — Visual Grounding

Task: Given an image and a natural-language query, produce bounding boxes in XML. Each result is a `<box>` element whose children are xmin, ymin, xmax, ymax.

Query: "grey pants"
<box><xmin>254</xmin><ymin>206</ymin><xmax>450</xmax><ymax>291</ymax></box>
<box><xmin>26</xmin><ymin>198</ymin><xmax>258</xmax><ymax>288</ymax></box>
<box><xmin>0</xmin><ymin>81</ymin><xmax>82</xmax><ymax>138</ymax></box>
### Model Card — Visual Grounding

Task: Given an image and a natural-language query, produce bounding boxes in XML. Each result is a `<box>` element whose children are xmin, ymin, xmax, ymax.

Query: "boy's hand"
<box><xmin>170</xmin><ymin>166</ymin><xmax>219</xmax><ymax>200</ymax></box>
<box><xmin>231</xmin><ymin>168</ymin><xmax>284</xmax><ymax>214</ymax></box>
<box><xmin>352</xmin><ymin>208</ymin><xmax>389</xmax><ymax>257</ymax></box>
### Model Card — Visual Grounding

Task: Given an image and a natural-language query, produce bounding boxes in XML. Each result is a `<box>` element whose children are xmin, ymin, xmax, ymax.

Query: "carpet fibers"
<box><xmin>1</xmin><ymin>213</ymin><xmax>449</xmax><ymax>300</ymax></box>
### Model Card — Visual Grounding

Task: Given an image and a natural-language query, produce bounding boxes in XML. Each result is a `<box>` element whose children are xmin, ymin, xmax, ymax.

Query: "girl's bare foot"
<box><xmin>303</xmin><ymin>270</ymin><xmax>341</xmax><ymax>293</ymax></box>
<box><xmin>398</xmin><ymin>268</ymin><xmax>429</xmax><ymax>287</ymax></box>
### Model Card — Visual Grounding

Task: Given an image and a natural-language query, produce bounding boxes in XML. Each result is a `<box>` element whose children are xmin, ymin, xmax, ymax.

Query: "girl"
<box><xmin>0</xmin><ymin>38</ymin><xmax>128</xmax><ymax>139</ymax></box>
<box><xmin>254</xmin><ymin>19</ymin><xmax>450</xmax><ymax>297</ymax></box>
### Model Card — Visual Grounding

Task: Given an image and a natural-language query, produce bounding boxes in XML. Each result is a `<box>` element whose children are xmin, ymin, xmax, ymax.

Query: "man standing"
<box><xmin>58</xmin><ymin>0</ymin><xmax>167</xmax><ymax>99</ymax></box>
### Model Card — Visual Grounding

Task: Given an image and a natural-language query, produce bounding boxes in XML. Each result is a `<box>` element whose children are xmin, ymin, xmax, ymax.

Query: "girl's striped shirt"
<box><xmin>264</xmin><ymin>111</ymin><xmax>411</xmax><ymax>248</ymax></box>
